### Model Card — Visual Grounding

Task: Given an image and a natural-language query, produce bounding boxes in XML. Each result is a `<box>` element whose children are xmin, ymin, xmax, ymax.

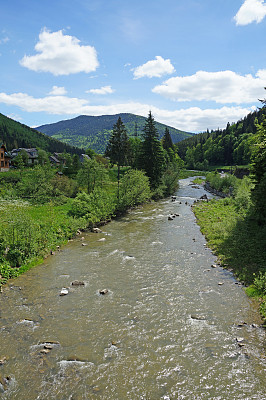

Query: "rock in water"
<box><xmin>99</xmin><ymin>289</ymin><xmax>108</xmax><ymax>295</ymax></box>
<box><xmin>60</xmin><ymin>288</ymin><xmax>69</xmax><ymax>296</ymax></box>
<box><xmin>71</xmin><ymin>281</ymin><xmax>85</xmax><ymax>286</ymax></box>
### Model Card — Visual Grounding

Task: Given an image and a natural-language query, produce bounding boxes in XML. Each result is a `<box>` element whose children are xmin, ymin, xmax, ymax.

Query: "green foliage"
<box><xmin>69</xmin><ymin>189</ymin><xmax>116</xmax><ymax>225</ymax></box>
<box><xmin>0</xmin><ymin>200</ymin><xmax>89</xmax><ymax>286</ymax></box>
<box><xmin>206</xmin><ymin>172</ymin><xmax>238</xmax><ymax>194</ymax></box>
<box><xmin>77</xmin><ymin>158</ymin><xmax>108</xmax><ymax>193</ymax></box>
<box><xmin>234</xmin><ymin>176</ymin><xmax>253</xmax><ymax>213</ymax></box>
<box><xmin>117</xmin><ymin>169</ymin><xmax>151</xmax><ymax>211</ymax></box>
<box><xmin>254</xmin><ymin>272</ymin><xmax>266</xmax><ymax>296</ymax></box>
<box><xmin>139</xmin><ymin>112</ymin><xmax>165</xmax><ymax>188</ymax></box>
<box><xmin>250</xmin><ymin>114</ymin><xmax>266</xmax><ymax>224</ymax></box>
<box><xmin>177</xmin><ymin>107</ymin><xmax>266</xmax><ymax>167</ymax></box>
<box><xmin>105</xmin><ymin>117</ymin><xmax>129</xmax><ymax>168</ymax></box>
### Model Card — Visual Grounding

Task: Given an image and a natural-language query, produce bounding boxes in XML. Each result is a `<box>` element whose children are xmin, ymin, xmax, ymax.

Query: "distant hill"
<box><xmin>0</xmin><ymin>113</ymin><xmax>83</xmax><ymax>155</ymax></box>
<box><xmin>37</xmin><ymin>113</ymin><xmax>194</xmax><ymax>154</ymax></box>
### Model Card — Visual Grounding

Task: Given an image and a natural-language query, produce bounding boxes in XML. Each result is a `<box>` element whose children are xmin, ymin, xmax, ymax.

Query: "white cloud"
<box><xmin>234</xmin><ymin>0</ymin><xmax>266</xmax><ymax>25</ymax></box>
<box><xmin>0</xmin><ymin>91</ymin><xmax>256</xmax><ymax>132</ymax></box>
<box><xmin>152</xmin><ymin>70</ymin><xmax>266</xmax><ymax>104</ymax></box>
<box><xmin>86</xmin><ymin>86</ymin><xmax>114</xmax><ymax>95</ymax></box>
<box><xmin>20</xmin><ymin>28</ymin><xmax>99</xmax><ymax>76</ymax></box>
<box><xmin>48</xmin><ymin>86</ymin><xmax>67</xmax><ymax>95</ymax></box>
<box><xmin>132</xmin><ymin>56</ymin><xmax>175</xmax><ymax>79</ymax></box>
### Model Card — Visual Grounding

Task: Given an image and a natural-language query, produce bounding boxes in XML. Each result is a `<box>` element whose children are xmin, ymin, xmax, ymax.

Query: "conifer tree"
<box><xmin>139</xmin><ymin>111</ymin><xmax>165</xmax><ymax>188</ymax></box>
<box><xmin>162</xmin><ymin>127</ymin><xmax>174</xmax><ymax>151</ymax></box>
<box><xmin>105</xmin><ymin>116</ymin><xmax>129</xmax><ymax>197</ymax></box>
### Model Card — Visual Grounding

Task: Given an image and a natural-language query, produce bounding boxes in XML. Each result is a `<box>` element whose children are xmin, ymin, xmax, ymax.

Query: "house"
<box><xmin>53</xmin><ymin>153</ymin><xmax>67</xmax><ymax>166</ymax></box>
<box><xmin>10</xmin><ymin>148</ymin><xmax>38</xmax><ymax>165</ymax></box>
<box><xmin>49</xmin><ymin>155</ymin><xmax>60</xmax><ymax>165</ymax></box>
<box><xmin>80</xmin><ymin>154</ymin><xmax>91</xmax><ymax>163</ymax></box>
<box><xmin>0</xmin><ymin>144</ymin><xmax>11</xmax><ymax>171</ymax></box>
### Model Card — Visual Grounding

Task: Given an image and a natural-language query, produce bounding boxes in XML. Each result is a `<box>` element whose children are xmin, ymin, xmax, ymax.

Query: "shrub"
<box><xmin>118</xmin><ymin>169</ymin><xmax>151</xmax><ymax>211</ymax></box>
<box><xmin>69</xmin><ymin>189</ymin><xmax>116</xmax><ymax>225</ymax></box>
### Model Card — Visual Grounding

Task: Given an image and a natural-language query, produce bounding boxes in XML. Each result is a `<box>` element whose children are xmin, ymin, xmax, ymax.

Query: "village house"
<box><xmin>10</xmin><ymin>148</ymin><xmax>38</xmax><ymax>165</ymax></box>
<box><xmin>0</xmin><ymin>144</ymin><xmax>11</xmax><ymax>171</ymax></box>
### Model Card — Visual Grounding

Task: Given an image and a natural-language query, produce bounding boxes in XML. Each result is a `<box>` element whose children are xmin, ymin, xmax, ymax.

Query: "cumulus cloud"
<box><xmin>0</xmin><ymin>91</ymin><xmax>256</xmax><ymax>132</ymax></box>
<box><xmin>20</xmin><ymin>28</ymin><xmax>99</xmax><ymax>75</ymax></box>
<box><xmin>234</xmin><ymin>0</ymin><xmax>266</xmax><ymax>25</ymax></box>
<box><xmin>48</xmin><ymin>86</ymin><xmax>67</xmax><ymax>95</ymax></box>
<box><xmin>86</xmin><ymin>86</ymin><xmax>114</xmax><ymax>95</ymax></box>
<box><xmin>152</xmin><ymin>69</ymin><xmax>266</xmax><ymax>104</ymax></box>
<box><xmin>132</xmin><ymin>56</ymin><xmax>175</xmax><ymax>79</ymax></box>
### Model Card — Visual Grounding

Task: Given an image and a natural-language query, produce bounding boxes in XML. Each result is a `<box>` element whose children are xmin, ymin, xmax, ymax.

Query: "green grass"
<box><xmin>0</xmin><ymin>200</ymin><xmax>89</xmax><ymax>287</ymax></box>
<box><xmin>179</xmin><ymin>170</ymin><xmax>206</xmax><ymax>179</ymax></box>
<box><xmin>192</xmin><ymin>177</ymin><xmax>205</xmax><ymax>185</ymax></box>
<box><xmin>193</xmin><ymin>198</ymin><xmax>266</xmax><ymax>320</ymax></box>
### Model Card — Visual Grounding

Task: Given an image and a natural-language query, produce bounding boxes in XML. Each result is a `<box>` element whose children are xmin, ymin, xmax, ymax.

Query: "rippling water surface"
<box><xmin>0</xmin><ymin>178</ymin><xmax>265</xmax><ymax>399</ymax></box>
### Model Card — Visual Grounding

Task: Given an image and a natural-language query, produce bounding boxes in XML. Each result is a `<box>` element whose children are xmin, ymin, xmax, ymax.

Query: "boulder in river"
<box><xmin>0</xmin><ymin>357</ymin><xmax>7</xmax><ymax>365</ymax></box>
<box><xmin>60</xmin><ymin>288</ymin><xmax>69</xmax><ymax>296</ymax></box>
<box><xmin>99</xmin><ymin>289</ymin><xmax>108</xmax><ymax>295</ymax></box>
<box><xmin>71</xmin><ymin>280</ymin><xmax>85</xmax><ymax>286</ymax></box>
<box><xmin>92</xmin><ymin>227</ymin><xmax>102</xmax><ymax>233</ymax></box>
<box><xmin>168</xmin><ymin>216</ymin><xmax>173</xmax><ymax>221</ymax></box>
<box><xmin>191</xmin><ymin>315</ymin><xmax>206</xmax><ymax>321</ymax></box>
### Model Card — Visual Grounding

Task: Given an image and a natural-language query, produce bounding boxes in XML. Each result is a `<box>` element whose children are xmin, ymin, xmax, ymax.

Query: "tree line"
<box><xmin>176</xmin><ymin>107</ymin><xmax>266</xmax><ymax>169</ymax></box>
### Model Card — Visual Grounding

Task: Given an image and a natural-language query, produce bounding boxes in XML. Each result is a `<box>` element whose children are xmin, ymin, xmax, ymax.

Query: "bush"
<box><xmin>206</xmin><ymin>172</ymin><xmax>238</xmax><ymax>194</ymax></box>
<box><xmin>69</xmin><ymin>189</ymin><xmax>116</xmax><ymax>225</ymax></box>
<box><xmin>254</xmin><ymin>272</ymin><xmax>266</xmax><ymax>296</ymax></box>
<box><xmin>118</xmin><ymin>169</ymin><xmax>151</xmax><ymax>211</ymax></box>
<box><xmin>234</xmin><ymin>176</ymin><xmax>253</xmax><ymax>213</ymax></box>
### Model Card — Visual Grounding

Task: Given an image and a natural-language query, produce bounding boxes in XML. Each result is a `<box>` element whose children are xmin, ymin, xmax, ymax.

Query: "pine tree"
<box><xmin>139</xmin><ymin>111</ymin><xmax>165</xmax><ymax>188</ymax></box>
<box><xmin>105</xmin><ymin>117</ymin><xmax>129</xmax><ymax>197</ymax></box>
<box><xmin>162</xmin><ymin>127</ymin><xmax>174</xmax><ymax>151</ymax></box>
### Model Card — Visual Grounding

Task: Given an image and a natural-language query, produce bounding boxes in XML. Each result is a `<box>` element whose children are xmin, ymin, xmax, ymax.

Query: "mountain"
<box><xmin>176</xmin><ymin>107</ymin><xmax>266</xmax><ymax>168</ymax></box>
<box><xmin>37</xmin><ymin>113</ymin><xmax>194</xmax><ymax>154</ymax></box>
<box><xmin>0</xmin><ymin>113</ymin><xmax>83</xmax><ymax>155</ymax></box>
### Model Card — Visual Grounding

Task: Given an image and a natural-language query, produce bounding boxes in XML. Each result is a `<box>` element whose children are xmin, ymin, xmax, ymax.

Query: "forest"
<box><xmin>176</xmin><ymin>107</ymin><xmax>266</xmax><ymax>170</ymax></box>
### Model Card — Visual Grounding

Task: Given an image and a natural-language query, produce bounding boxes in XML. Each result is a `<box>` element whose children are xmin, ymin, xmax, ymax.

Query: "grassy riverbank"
<box><xmin>0</xmin><ymin>200</ymin><xmax>89</xmax><ymax>287</ymax></box>
<box><xmin>193</xmin><ymin>197</ymin><xmax>266</xmax><ymax>321</ymax></box>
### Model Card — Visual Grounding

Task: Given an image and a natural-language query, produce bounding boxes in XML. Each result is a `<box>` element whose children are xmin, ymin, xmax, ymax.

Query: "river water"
<box><xmin>0</xmin><ymin>178</ymin><xmax>265</xmax><ymax>399</ymax></box>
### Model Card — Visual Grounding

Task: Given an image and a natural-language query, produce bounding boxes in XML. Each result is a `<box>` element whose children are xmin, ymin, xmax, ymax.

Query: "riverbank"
<box><xmin>193</xmin><ymin>196</ymin><xmax>266</xmax><ymax>322</ymax></box>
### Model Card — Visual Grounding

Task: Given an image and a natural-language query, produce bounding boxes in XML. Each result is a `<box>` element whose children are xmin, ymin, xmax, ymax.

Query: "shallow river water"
<box><xmin>0</xmin><ymin>178</ymin><xmax>265</xmax><ymax>399</ymax></box>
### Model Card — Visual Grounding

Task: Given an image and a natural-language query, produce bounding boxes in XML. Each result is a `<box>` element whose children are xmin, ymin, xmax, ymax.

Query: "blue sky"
<box><xmin>0</xmin><ymin>0</ymin><xmax>266</xmax><ymax>132</ymax></box>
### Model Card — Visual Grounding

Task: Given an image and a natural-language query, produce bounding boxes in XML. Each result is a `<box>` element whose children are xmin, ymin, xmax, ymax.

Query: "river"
<box><xmin>0</xmin><ymin>177</ymin><xmax>265</xmax><ymax>399</ymax></box>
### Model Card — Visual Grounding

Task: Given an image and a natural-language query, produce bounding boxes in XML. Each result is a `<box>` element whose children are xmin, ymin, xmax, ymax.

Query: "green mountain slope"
<box><xmin>0</xmin><ymin>113</ymin><xmax>83</xmax><ymax>154</ymax></box>
<box><xmin>176</xmin><ymin>107</ymin><xmax>266</xmax><ymax>168</ymax></box>
<box><xmin>37</xmin><ymin>113</ymin><xmax>194</xmax><ymax>154</ymax></box>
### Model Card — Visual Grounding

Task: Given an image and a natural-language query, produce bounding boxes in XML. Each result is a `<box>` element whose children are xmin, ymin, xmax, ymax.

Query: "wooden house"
<box><xmin>0</xmin><ymin>144</ymin><xmax>11</xmax><ymax>171</ymax></box>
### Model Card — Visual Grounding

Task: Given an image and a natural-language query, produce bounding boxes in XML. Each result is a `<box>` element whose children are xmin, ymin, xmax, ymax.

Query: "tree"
<box><xmin>139</xmin><ymin>111</ymin><xmax>165</xmax><ymax>188</ymax></box>
<box><xmin>77</xmin><ymin>158</ymin><xmax>107</xmax><ymax>193</ymax></box>
<box><xmin>105</xmin><ymin>117</ymin><xmax>129</xmax><ymax>197</ymax></box>
<box><xmin>162</xmin><ymin>127</ymin><xmax>174</xmax><ymax>151</ymax></box>
<box><xmin>251</xmin><ymin>116</ymin><xmax>266</xmax><ymax>223</ymax></box>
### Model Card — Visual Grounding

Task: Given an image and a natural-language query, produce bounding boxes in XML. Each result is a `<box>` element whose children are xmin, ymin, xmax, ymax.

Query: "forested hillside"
<box><xmin>176</xmin><ymin>107</ymin><xmax>266</xmax><ymax>169</ymax></box>
<box><xmin>37</xmin><ymin>113</ymin><xmax>193</xmax><ymax>154</ymax></box>
<box><xmin>0</xmin><ymin>113</ymin><xmax>83</xmax><ymax>154</ymax></box>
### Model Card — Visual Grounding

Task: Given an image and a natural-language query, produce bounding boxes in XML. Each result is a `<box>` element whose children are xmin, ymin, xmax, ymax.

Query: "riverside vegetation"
<box><xmin>192</xmin><ymin>109</ymin><xmax>266</xmax><ymax>320</ymax></box>
<box><xmin>0</xmin><ymin>112</ymin><xmax>184</xmax><ymax>287</ymax></box>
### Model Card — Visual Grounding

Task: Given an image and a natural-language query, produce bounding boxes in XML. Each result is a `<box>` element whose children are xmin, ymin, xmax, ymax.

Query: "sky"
<box><xmin>0</xmin><ymin>0</ymin><xmax>266</xmax><ymax>133</ymax></box>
